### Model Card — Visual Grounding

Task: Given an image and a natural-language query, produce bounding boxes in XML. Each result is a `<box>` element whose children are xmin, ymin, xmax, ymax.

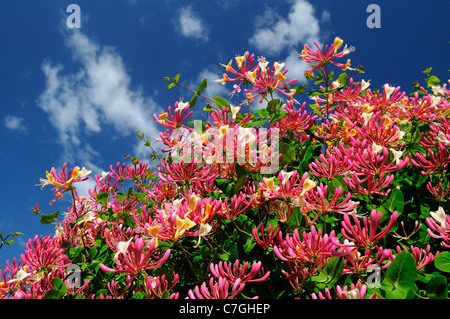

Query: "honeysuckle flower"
<box><xmin>426</xmin><ymin>207</ymin><xmax>450</xmax><ymax>248</ymax></box>
<box><xmin>99</xmin><ymin>236</ymin><xmax>171</xmax><ymax>277</ymax></box>
<box><xmin>387</xmin><ymin>245</ymin><xmax>438</xmax><ymax>270</ymax></box>
<box><xmin>430</xmin><ymin>207</ymin><xmax>447</xmax><ymax>230</ymax></box>
<box><xmin>299</xmin><ymin>37</ymin><xmax>355</xmax><ymax>75</ymax></box>
<box><xmin>244</xmin><ymin>61</ymin><xmax>297</xmax><ymax>104</ymax></box>
<box><xmin>153</xmin><ymin>101</ymin><xmax>193</xmax><ymax>129</ymax></box>
<box><xmin>144</xmin><ymin>273</ymin><xmax>179</xmax><ymax>299</ymax></box>
<box><xmin>339</xmin><ymin>210</ymin><xmax>398</xmax><ymax>248</ymax></box>
<box><xmin>252</xmin><ymin>222</ymin><xmax>279</xmax><ymax>249</ymax></box>
<box><xmin>187</xmin><ymin>276</ymin><xmax>247</xmax><ymax>299</ymax></box>
<box><xmin>210</xmin><ymin>260</ymin><xmax>270</xmax><ymax>285</ymax></box>
<box><xmin>7</xmin><ymin>268</ymin><xmax>32</xmax><ymax>285</ymax></box>
<box><xmin>216</xmin><ymin>51</ymin><xmax>258</xmax><ymax>95</ymax></box>
<box><xmin>194</xmin><ymin>223</ymin><xmax>213</xmax><ymax>248</ymax></box>
<box><xmin>336</xmin><ymin>282</ymin><xmax>376</xmax><ymax>299</ymax></box>
<box><xmin>411</xmin><ymin>143</ymin><xmax>450</xmax><ymax>175</ymax></box>
<box><xmin>361</xmin><ymin>79</ymin><xmax>371</xmax><ymax>90</ymax></box>
<box><xmin>114</xmin><ymin>238</ymin><xmax>133</xmax><ymax>263</ymax></box>
<box><xmin>39</xmin><ymin>164</ymin><xmax>91</xmax><ymax>204</ymax></box>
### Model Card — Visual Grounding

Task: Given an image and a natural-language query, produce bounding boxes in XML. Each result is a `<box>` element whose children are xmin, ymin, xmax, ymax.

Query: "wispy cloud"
<box><xmin>176</xmin><ymin>5</ymin><xmax>209</xmax><ymax>42</ymax></box>
<box><xmin>249</xmin><ymin>0</ymin><xmax>323</xmax><ymax>56</ymax></box>
<box><xmin>37</xmin><ymin>30</ymin><xmax>161</xmax><ymax>175</ymax></box>
<box><xmin>4</xmin><ymin>115</ymin><xmax>26</xmax><ymax>131</ymax></box>
<box><xmin>249</xmin><ymin>0</ymin><xmax>328</xmax><ymax>82</ymax></box>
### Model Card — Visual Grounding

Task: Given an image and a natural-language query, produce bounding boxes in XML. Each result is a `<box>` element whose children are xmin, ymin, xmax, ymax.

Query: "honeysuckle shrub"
<box><xmin>1</xmin><ymin>37</ymin><xmax>450</xmax><ymax>300</ymax></box>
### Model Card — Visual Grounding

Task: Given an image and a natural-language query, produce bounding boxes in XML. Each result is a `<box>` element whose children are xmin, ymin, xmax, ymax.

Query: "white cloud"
<box><xmin>249</xmin><ymin>0</ymin><xmax>323</xmax><ymax>56</ymax></box>
<box><xmin>37</xmin><ymin>30</ymin><xmax>162</xmax><ymax>175</ymax></box>
<box><xmin>177</xmin><ymin>5</ymin><xmax>209</xmax><ymax>41</ymax></box>
<box><xmin>4</xmin><ymin>115</ymin><xmax>25</xmax><ymax>131</ymax></box>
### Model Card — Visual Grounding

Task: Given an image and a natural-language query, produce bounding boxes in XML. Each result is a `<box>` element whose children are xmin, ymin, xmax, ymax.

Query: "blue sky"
<box><xmin>1</xmin><ymin>0</ymin><xmax>449</xmax><ymax>267</ymax></box>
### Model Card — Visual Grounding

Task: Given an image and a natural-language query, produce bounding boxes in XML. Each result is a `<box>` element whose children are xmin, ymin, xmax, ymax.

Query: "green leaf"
<box><xmin>294</xmin><ymin>84</ymin><xmax>308</xmax><ymax>94</ymax></box>
<box><xmin>44</xmin><ymin>277</ymin><xmax>68</xmax><ymax>299</ymax></box>
<box><xmin>386</xmin><ymin>188</ymin><xmax>404</xmax><ymax>214</ymax></box>
<box><xmin>254</xmin><ymin>108</ymin><xmax>269</xmax><ymax>118</ymax></box>
<box><xmin>173</xmin><ymin>73</ymin><xmax>180</xmax><ymax>85</ymax></box>
<box><xmin>189</xmin><ymin>93</ymin><xmax>198</xmax><ymax>108</ymax></box>
<box><xmin>215</xmin><ymin>178</ymin><xmax>234</xmax><ymax>197</ymax></box>
<box><xmin>279</xmin><ymin>143</ymin><xmax>295</xmax><ymax>167</ymax></box>
<box><xmin>131</xmin><ymin>292</ymin><xmax>146</xmax><ymax>299</ymax></box>
<box><xmin>3</xmin><ymin>240</ymin><xmax>14</xmax><ymax>246</ymax></box>
<box><xmin>53</xmin><ymin>277</ymin><xmax>67</xmax><ymax>292</ymax></box>
<box><xmin>266</xmin><ymin>99</ymin><xmax>282</xmax><ymax>114</ymax></box>
<box><xmin>197</xmin><ymin>78</ymin><xmax>207</xmax><ymax>94</ymax></box>
<box><xmin>166</xmin><ymin>82</ymin><xmax>176</xmax><ymax>90</ymax></box>
<box><xmin>40</xmin><ymin>211</ymin><xmax>59</xmax><ymax>225</ymax></box>
<box><xmin>308</xmin><ymin>257</ymin><xmax>344</xmax><ymax>290</ymax></box>
<box><xmin>160</xmin><ymin>290</ymin><xmax>170</xmax><ymax>299</ymax></box>
<box><xmin>337</xmin><ymin>72</ymin><xmax>348</xmax><ymax>87</ymax></box>
<box><xmin>234</xmin><ymin>175</ymin><xmax>248</xmax><ymax>195</ymax></box>
<box><xmin>268</xmin><ymin>111</ymin><xmax>288</xmax><ymax>125</ymax></box>
<box><xmin>44</xmin><ymin>289</ymin><xmax>66</xmax><ymax>299</ymax></box>
<box><xmin>212</xmin><ymin>96</ymin><xmax>230</xmax><ymax>108</ymax></box>
<box><xmin>435</xmin><ymin>251</ymin><xmax>450</xmax><ymax>273</ymax></box>
<box><xmin>426</xmin><ymin>275</ymin><xmax>448</xmax><ymax>299</ymax></box>
<box><xmin>381</xmin><ymin>251</ymin><xmax>417</xmax><ymax>299</ymax></box>
<box><xmin>95</xmin><ymin>192</ymin><xmax>109</xmax><ymax>205</ymax></box>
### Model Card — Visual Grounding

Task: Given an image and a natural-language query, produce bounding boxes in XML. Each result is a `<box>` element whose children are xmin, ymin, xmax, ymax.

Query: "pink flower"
<box><xmin>411</xmin><ymin>143</ymin><xmax>450</xmax><ymax>176</ymax></box>
<box><xmin>144</xmin><ymin>273</ymin><xmax>179</xmax><ymax>299</ymax></box>
<box><xmin>303</xmin><ymin>183</ymin><xmax>359</xmax><ymax>223</ymax></box>
<box><xmin>252</xmin><ymin>223</ymin><xmax>279</xmax><ymax>250</ymax></box>
<box><xmin>220</xmin><ymin>192</ymin><xmax>254</xmax><ymax>220</ymax></box>
<box><xmin>153</xmin><ymin>101</ymin><xmax>193</xmax><ymax>129</ymax></box>
<box><xmin>336</xmin><ymin>281</ymin><xmax>376</xmax><ymax>299</ymax></box>
<box><xmin>386</xmin><ymin>245</ymin><xmax>438</xmax><ymax>270</ymax></box>
<box><xmin>158</xmin><ymin>157</ymin><xmax>215</xmax><ymax>184</ymax></box>
<box><xmin>339</xmin><ymin>210</ymin><xmax>398</xmax><ymax>248</ymax></box>
<box><xmin>425</xmin><ymin>206</ymin><xmax>450</xmax><ymax>248</ymax></box>
<box><xmin>21</xmin><ymin>235</ymin><xmax>71</xmax><ymax>272</ymax></box>
<box><xmin>299</xmin><ymin>38</ymin><xmax>354</xmax><ymax>75</ymax></box>
<box><xmin>275</xmin><ymin>100</ymin><xmax>317</xmax><ymax>139</ymax></box>
<box><xmin>274</xmin><ymin>226</ymin><xmax>337</xmax><ymax>268</ymax></box>
<box><xmin>216</xmin><ymin>51</ymin><xmax>258</xmax><ymax>95</ymax></box>
<box><xmin>309</xmin><ymin>142</ymin><xmax>354</xmax><ymax>179</ymax></box>
<box><xmin>209</xmin><ymin>260</ymin><xmax>270</xmax><ymax>285</ymax></box>
<box><xmin>244</xmin><ymin>61</ymin><xmax>297</xmax><ymax>104</ymax></box>
<box><xmin>99</xmin><ymin>236</ymin><xmax>171</xmax><ymax>277</ymax></box>
<box><xmin>38</xmin><ymin>163</ymin><xmax>91</xmax><ymax>204</ymax></box>
<box><xmin>187</xmin><ymin>276</ymin><xmax>246</xmax><ymax>299</ymax></box>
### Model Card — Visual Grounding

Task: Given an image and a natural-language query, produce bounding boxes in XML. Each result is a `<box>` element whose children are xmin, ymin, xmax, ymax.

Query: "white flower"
<box><xmin>437</xmin><ymin>131</ymin><xmax>450</xmax><ymax>145</ymax></box>
<box><xmin>273</xmin><ymin>62</ymin><xmax>285</xmax><ymax>75</ymax></box>
<box><xmin>194</xmin><ymin>223</ymin><xmax>213</xmax><ymax>248</ymax></box>
<box><xmin>430</xmin><ymin>206</ymin><xmax>447</xmax><ymax>230</ymax></box>
<box><xmin>372</xmin><ymin>142</ymin><xmax>383</xmax><ymax>154</ymax></box>
<box><xmin>280</xmin><ymin>170</ymin><xmax>294</xmax><ymax>186</ymax></box>
<box><xmin>361</xmin><ymin>79</ymin><xmax>371</xmax><ymax>91</ymax></box>
<box><xmin>175</xmin><ymin>101</ymin><xmax>189</xmax><ymax>112</ymax></box>
<box><xmin>114</xmin><ymin>238</ymin><xmax>132</xmax><ymax>263</ymax></box>
<box><xmin>384</xmin><ymin>84</ymin><xmax>396</xmax><ymax>99</ymax></box>
<box><xmin>342</xmin><ymin>288</ymin><xmax>361</xmax><ymax>299</ymax></box>
<box><xmin>361</xmin><ymin>112</ymin><xmax>373</xmax><ymax>126</ymax></box>
<box><xmin>7</xmin><ymin>268</ymin><xmax>32</xmax><ymax>284</ymax></box>
<box><xmin>390</xmin><ymin>149</ymin><xmax>404</xmax><ymax>165</ymax></box>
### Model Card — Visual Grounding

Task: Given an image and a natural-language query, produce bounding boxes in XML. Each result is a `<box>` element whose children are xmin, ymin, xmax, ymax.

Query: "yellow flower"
<box><xmin>333</xmin><ymin>37</ymin><xmax>344</xmax><ymax>54</ymax></box>
<box><xmin>300</xmin><ymin>178</ymin><xmax>316</xmax><ymax>196</ymax></box>
<box><xmin>158</xmin><ymin>112</ymin><xmax>168</xmax><ymax>124</ymax></box>
<box><xmin>175</xmin><ymin>215</ymin><xmax>196</xmax><ymax>241</ymax></box>
<box><xmin>235</xmin><ymin>55</ymin><xmax>245</xmax><ymax>69</ymax></box>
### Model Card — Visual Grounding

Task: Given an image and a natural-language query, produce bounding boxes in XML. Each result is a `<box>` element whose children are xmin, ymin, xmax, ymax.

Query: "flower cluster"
<box><xmin>1</xmin><ymin>37</ymin><xmax>449</xmax><ymax>300</ymax></box>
